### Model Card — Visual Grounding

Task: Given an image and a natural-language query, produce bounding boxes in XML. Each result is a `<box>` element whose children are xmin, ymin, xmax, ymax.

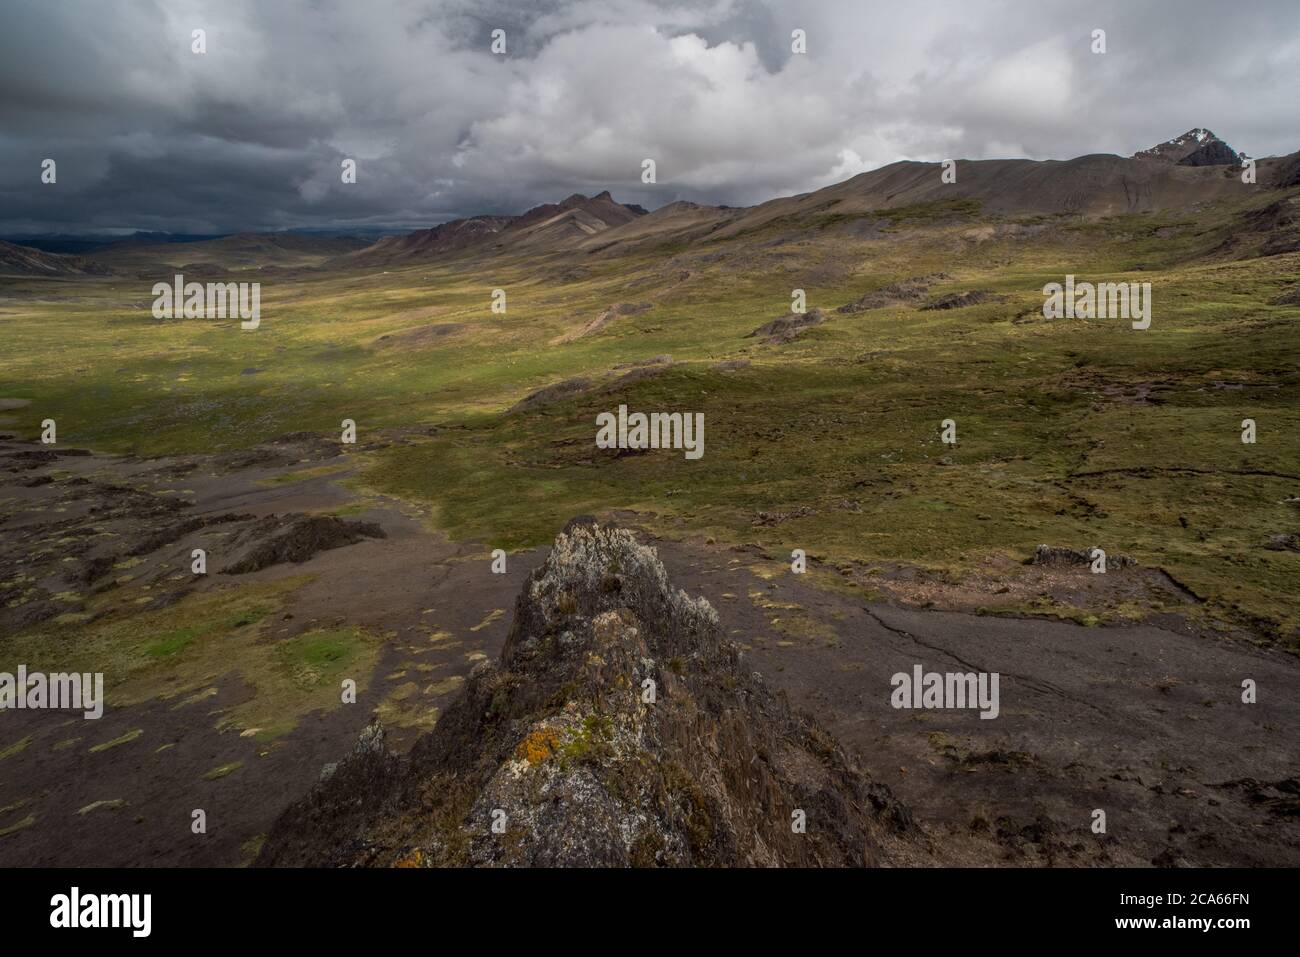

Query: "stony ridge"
<box><xmin>257</xmin><ymin>517</ymin><xmax>919</xmax><ymax>867</ymax></box>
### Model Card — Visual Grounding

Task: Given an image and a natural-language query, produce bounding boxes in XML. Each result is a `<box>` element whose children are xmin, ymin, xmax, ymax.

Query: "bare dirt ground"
<box><xmin>644</xmin><ymin>534</ymin><xmax>1300</xmax><ymax>867</ymax></box>
<box><xmin>1</xmin><ymin>436</ymin><xmax>1296</xmax><ymax>866</ymax></box>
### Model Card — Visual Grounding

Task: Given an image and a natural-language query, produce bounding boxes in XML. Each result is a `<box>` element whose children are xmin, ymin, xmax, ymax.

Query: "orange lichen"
<box><xmin>393</xmin><ymin>847</ymin><xmax>425</xmax><ymax>868</ymax></box>
<box><xmin>515</xmin><ymin>726</ymin><xmax>563</xmax><ymax>765</ymax></box>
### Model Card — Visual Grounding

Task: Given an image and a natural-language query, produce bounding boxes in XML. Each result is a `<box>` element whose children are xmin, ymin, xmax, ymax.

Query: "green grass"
<box><xmin>0</xmin><ymin>577</ymin><xmax>379</xmax><ymax>739</ymax></box>
<box><xmin>144</xmin><ymin>604</ymin><xmax>269</xmax><ymax>658</ymax></box>
<box><xmin>2</xmin><ymin>196</ymin><xmax>1298</xmax><ymax>644</ymax></box>
<box><xmin>276</xmin><ymin>627</ymin><xmax>368</xmax><ymax>684</ymax></box>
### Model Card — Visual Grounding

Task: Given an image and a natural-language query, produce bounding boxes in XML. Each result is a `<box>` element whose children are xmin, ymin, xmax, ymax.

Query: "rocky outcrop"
<box><xmin>221</xmin><ymin>514</ymin><xmax>385</xmax><ymax>574</ymax></box>
<box><xmin>1263</xmin><ymin>533</ymin><xmax>1300</xmax><ymax>552</ymax></box>
<box><xmin>1030</xmin><ymin>544</ymin><xmax>1136</xmax><ymax>569</ymax></box>
<box><xmin>920</xmin><ymin>290</ymin><xmax>1000</xmax><ymax>311</ymax></box>
<box><xmin>747</xmin><ymin>308</ymin><xmax>827</xmax><ymax>344</ymax></box>
<box><xmin>257</xmin><ymin>518</ymin><xmax>918</xmax><ymax>867</ymax></box>
<box><xmin>836</xmin><ymin>274</ymin><xmax>953</xmax><ymax>314</ymax></box>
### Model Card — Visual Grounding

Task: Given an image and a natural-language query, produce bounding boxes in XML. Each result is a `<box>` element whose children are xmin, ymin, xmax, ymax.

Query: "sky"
<box><xmin>2</xmin><ymin>0</ymin><xmax>1298</xmax><ymax>235</ymax></box>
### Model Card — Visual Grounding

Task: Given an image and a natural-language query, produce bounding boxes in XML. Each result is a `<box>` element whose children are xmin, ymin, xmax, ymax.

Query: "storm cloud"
<box><xmin>1</xmin><ymin>0</ymin><xmax>1297</xmax><ymax>234</ymax></box>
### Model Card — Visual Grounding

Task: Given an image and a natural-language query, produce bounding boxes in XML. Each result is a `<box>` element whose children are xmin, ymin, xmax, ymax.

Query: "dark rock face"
<box><xmin>129</xmin><ymin>511</ymin><xmax>253</xmax><ymax>557</ymax></box>
<box><xmin>1177</xmin><ymin>140</ymin><xmax>1241</xmax><ymax>167</ymax></box>
<box><xmin>1030</xmin><ymin>544</ymin><xmax>1136</xmax><ymax>569</ymax></box>
<box><xmin>1135</xmin><ymin>128</ymin><xmax>1241</xmax><ymax>167</ymax></box>
<box><xmin>258</xmin><ymin>518</ymin><xmax>918</xmax><ymax>867</ymax></box>
<box><xmin>221</xmin><ymin>514</ymin><xmax>385</xmax><ymax>574</ymax></box>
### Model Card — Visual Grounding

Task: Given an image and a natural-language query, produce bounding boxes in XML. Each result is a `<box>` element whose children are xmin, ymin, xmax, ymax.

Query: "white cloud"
<box><xmin>1</xmin><ymin>0</ymin><xmax>1297</xmax><ymax>232</ymax></box>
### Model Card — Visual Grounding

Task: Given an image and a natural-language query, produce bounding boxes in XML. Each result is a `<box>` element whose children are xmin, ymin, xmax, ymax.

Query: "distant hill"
<box><xmin>337</xmin><ymin>131</ymin><xmax>1298</xmax><ymax>266</ymax></box>
<box><xmin>12</xmin><ymin>130</ymin><xmax>1299</xmax><ymax>275</ymax></box>
<box><xmin>499</xmin><ymin>191</ymin><xmax>648</xmax><ymax>248</ymax></box>
<box><xmin>576</xmin><ymin>133</ymin><xmax>1298</xmax><ymax>256</ymax></box>
<box><xmin>0</xmin><ymin>240</ymin><xmax>114</xmax><ymax>277</ymax></box>
<box><xmin>345</xmin><ymin>216</ymin><xmax>515</xmax><ymax>263</ymax></box>
<box><xmin>347</xmin><ymin>192</ymin><xmax>648</xmax><ymax>264</ymax></box>
<box><xmin>2</xmin><ymin>232</ymin><xmax>226</xmax><ymax>255</ymax></box>
<box><xmin>85</xmin><ymin>232</ymin><xmax>372</xmax><ymax>272</ymax></box>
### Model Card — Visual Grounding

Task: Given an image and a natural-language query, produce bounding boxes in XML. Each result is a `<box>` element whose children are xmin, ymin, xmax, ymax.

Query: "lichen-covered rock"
<box><xmin>257</xmin><ymin>517</ymin><xmax>918</xmax><ymax>867</ymax></box>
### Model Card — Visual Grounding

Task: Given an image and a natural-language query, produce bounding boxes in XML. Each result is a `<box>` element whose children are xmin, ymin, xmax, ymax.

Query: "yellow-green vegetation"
<box><xmin>0</xmin><ymin>815</ymin><xmax>36</xmax><ymax>838</ymax></box>
<box><xmin>515</xmin><ymin>714</ymin><xmax>614</xmax><ymax>768</ymax></box>
<box><xmin>0</xmin><ymin>735</ymin><xmax>33</xmax><ymax>760</ymax></box>
<box><xmin>202</xmin><ymin>761</ymin><xmax>243</xmax><ymax>780</ymax></box>
<box><xmin>146</xmin><ymin>604</ymin><xmax>270</xmax><ymax>659</ymax></box>
<box><xmin>2</xmin><ymin>195</ymin><xmax>1297</xmax><ymax>643</ymax></box>
<box><xmin>557</xmin><ymin>714</ymin><xmax>615</xmax><ymax>765</ymax></box>
<box><xmin>468</xmin><ymin>608</ymin><xmax>505</xmax><ymax>632</ymax></box>
<box><xmin>0</xmin><ymin>577</ymin><xmax>382</xmax><ymax>740</ymax></box>
<box><xmin>76</xmin><ymin>798</ymin><xmax>127</xmax><ymax>814</ymax></box>
<box><xmin>88</xmin><ymin>729</ymin><xmax>143</xmax><ymax>752</ymax></box>
<box><xmin>772</xmin><ymin>611</ymin><xmax>840</xmax><ymax>645</ymax></box>
<box><xmin>240</xmin><ymin>834</ymin><xmax>267</xmax><ymax>862</ymax></box>
<box><xmin>260</xmin><ymin>462</ymin><xmax>353</xmax><ymax>486</ymax></box>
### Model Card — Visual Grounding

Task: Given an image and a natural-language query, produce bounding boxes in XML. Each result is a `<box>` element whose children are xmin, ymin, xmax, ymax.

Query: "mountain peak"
<box><xmin>560</xmin><ymin>190</ymin><xmax>621</xmax><ymax>207</ymax></box>
<box><xmin>1135</xmin><ymin>128</ymin><xmax>1240</xmax><ymax>167</ymax></box>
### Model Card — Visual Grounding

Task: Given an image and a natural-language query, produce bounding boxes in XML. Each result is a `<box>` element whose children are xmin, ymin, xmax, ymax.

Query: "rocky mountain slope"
<box><xmin>583</xmin><ymin>142</ymin><xmax>1298</xmax><ymax>255</ymax></box>
<box><xmin>258</xmin><ymin>517</ymin><xmax>921</xmax><ymax>867</ymax></box>
<box><xmin>348</xmin><ymin>191</ymin><xmax>647</xmax><ymax>263</ymax></box>
<box><xmin>346</xmin><ymin>215</ymin><xmax>514</xmax><ymax>262</ymax></box>
<box><xmin>1135</xmin><ymin>128</ymin><xmax>1241</xmax><ymax>166</ymax></box>
<box><xmin>336</xmin><ymin>130</ymin><xmax>1298</xmax><ymax>264</ymax></box>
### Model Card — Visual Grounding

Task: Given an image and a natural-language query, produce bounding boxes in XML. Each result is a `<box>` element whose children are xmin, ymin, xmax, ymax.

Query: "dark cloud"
<box><xmin>1</xmin><ymin>0</ymin><xmax>1296</xmax><ymax>234</ymax></box>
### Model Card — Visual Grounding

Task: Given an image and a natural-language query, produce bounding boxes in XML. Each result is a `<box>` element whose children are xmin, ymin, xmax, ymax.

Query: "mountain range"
<box><xmin>3</xmin><ymin>129</ymin><xmax>1297</xmax><ymax>277</ymax></box>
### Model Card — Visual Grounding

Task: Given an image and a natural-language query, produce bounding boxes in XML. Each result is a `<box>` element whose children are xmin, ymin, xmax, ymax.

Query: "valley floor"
<box><xmin>2</xmin><ymin>197</ymin><xmax>1298</xmax><ymax>866</ymax></box>
<box><xmin>1</xmin><ymin>435</ymin><xmax>1295</xmax><ymax>867</ymax></box>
